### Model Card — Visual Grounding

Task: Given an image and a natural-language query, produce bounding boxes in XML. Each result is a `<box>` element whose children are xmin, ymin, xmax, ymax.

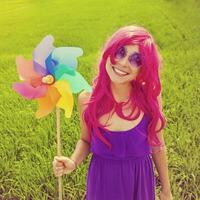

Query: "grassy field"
<box><xmin>0</xmin><ymin>0</ymin><xmax>200</xmax><ymax>199</ymax></box>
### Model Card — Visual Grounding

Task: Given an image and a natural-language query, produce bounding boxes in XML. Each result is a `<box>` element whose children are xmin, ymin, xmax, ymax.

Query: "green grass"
<box><xmin>0</xmin><ymin>0</ymin><xmax>200</xmax><ymax>199</ymax></box>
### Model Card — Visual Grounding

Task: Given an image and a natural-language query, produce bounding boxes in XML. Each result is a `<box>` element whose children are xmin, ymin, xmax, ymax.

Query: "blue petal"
<box><xmin>51</xmin><ymin>47</ymin><xmax>83</xmax><ymax>69</ymax></box>
<box><xmin>45</xmin><ymin>53</ymin><xmax>58</xmax><ymax>76</ymax></box>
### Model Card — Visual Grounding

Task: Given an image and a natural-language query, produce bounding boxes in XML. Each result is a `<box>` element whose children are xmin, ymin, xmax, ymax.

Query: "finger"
<box><xmin>53</xmin><ymin>159</ymin><xmax>64</xmax><ymax>167</ymax></box>
<box><xmin>53</xmin><ymin>165</ymin><xmax>63</xmax><ymax>172</ymax></box>
<box><xmin>55</xmin><ymin>158</ymin><xmax>68</xmax><ymax>165</ymax></box>
<box><xmin>55</xmin><ymin>170</ymin><xmax>63</xmax><ymax>177</ymax></box>
<box><xmin>57</xmin><ymin>157</ymin><xmax>71</xmax><ymax>166</ymax></box>
<box><xmin>55</xmin><ymin>172</ymin><xmax>62</xmax><ymax>177</ymax></box>
<box><xmin>56</xmin><ymin>169</ymin><xmax>63</xmax><ymax>174</ymax></box>
<box><xmin>56</xmin><ymin>166</ymin><xmax>64</xmax><ymax>171</ymax></box>
<box><xmin>55</xmin><ymin>156</ymin><xmax>67</xmax><ymax>161</ymax></box>
<box><xmin>56</xmin><ymin>162</ymin><xmax>64</xmax><ymax>167</ymax></box>
<box><xmin>54</xmin><ymin>169</ymin><xmax>63</xmax><ymax>176</ymax></box>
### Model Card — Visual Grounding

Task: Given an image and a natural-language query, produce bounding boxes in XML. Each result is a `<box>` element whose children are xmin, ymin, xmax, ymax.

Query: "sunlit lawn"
<box><xmin>0</xmin><ymin>0</ymin><xmax>199</xmax><ymax>199</ymax></box>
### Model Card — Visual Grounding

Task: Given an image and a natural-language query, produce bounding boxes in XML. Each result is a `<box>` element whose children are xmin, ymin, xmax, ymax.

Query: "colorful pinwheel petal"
<box><xmin>54</xmin><ymin>80</ymin><xmax>74</xmax><ymax>118</ymax></box>
<box><xmin>36</xmin><ymin>86</ymin><xmax>60</xmax><ymax>118</ymax></box>
<box><xmin>51</xmin><ymin>47</ymin><xmax>83</xmax><ymax>69</ymax></box>
<box><xmin>13</xmin><ymin>82</ymin><xmax>47</xmax><ymax>100</ymax></box>
<box><xmin>13</xmin><ymin>35</ymin><xmax>92</xmax><ymax>118</ymax></box>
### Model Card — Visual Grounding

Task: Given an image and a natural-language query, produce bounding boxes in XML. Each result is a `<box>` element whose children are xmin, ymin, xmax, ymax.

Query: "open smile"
<box><xmin>112</xmin><ymin>66</ymin><xmax>129</xmax><ymax>77</ymax></box>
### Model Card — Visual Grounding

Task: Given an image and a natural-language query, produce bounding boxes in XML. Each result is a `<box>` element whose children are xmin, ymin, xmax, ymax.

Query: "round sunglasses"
<box><xmin>114</xmin><ymin>46</ymin><xmax>142</xmax><ymax>68</ymax></box>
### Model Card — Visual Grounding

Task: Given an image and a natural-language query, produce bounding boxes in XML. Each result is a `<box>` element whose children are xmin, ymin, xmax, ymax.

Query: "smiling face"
<box><xmin>105</xmin><ymin>45</ymin><xmax>141</xmax><ymax>84</ymax></box>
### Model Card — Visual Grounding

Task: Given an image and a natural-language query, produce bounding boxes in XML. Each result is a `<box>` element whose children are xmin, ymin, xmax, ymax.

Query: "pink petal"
<box><xmin>16</xmin><ymin>56</ymin><xmax>41</xmax><ymax>81</ymax></box>
<box><xmin>13</xmin><ymin>82</ymin><xmax>47</xmax><ymax>99</ymax></box>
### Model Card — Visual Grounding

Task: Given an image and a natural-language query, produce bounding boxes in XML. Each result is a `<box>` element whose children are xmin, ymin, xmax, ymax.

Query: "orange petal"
<box><xmin>35</xmin><ymin>86</ymin><xmax>60</xmax><ymax>118</ymax></box>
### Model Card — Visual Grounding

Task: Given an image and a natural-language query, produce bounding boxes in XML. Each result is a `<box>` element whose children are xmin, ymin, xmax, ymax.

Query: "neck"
<box><xmin>111</xmin><ymin>81</ymin><xmax>132</xmax><ymax>103</ymax></box>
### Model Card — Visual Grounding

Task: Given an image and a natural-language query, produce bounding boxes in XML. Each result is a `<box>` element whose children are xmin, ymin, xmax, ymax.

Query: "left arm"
<box><xmin>151</xmin><ymin>135</ymin><xmax>171</xmax><ymax>193</ymax></box>
<box><xmin>151</xmin><ymin>93</ymin><xmax>173</xmax><ymax>198</ymax></box>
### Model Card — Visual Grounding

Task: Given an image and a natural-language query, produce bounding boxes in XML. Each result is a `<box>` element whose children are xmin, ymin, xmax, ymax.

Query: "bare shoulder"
<box><xmin>78</xmin><ymin>90</ymin><xmax>91</xmax><ymax>110</ymax></box>
<box><xmin>78</xmin><ymin>90</ymin><xmax>92</xmax><ymax>105</ymax></box>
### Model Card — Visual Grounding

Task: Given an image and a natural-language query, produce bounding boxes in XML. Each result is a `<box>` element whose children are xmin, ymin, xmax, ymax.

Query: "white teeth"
<box><xmin>113</xmin><ymin>67</ymin><xmax>128</xmax><ymax>75</ymax></box>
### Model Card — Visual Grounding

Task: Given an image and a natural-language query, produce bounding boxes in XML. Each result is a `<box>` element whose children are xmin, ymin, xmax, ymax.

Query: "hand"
<box><xmin>159</xmin><ymin>189</ymin><xmax>173</xmax><ymax>200</ymax></box>
<box><xmin>52</xmin><ymin>156</ymin><xmax>77</xmax><ymax>177</ymax></box>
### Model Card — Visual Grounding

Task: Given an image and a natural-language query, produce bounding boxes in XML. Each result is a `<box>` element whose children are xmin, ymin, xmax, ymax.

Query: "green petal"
<box><xmin>58</xmin><ymin>70</ymin><xmax>92</xmax><ymax>93</ymax></box>
<box><xmin>55</xmin><ymin>64</ymin><xmax>75</xmax><ymax>79</ymax></box>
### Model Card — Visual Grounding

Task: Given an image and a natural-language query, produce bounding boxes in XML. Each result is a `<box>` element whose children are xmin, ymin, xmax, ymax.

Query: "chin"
<box><xmin>110</xmin><ymin>77</ymin><xmax>133</xmax><ymax>84</ymax></box>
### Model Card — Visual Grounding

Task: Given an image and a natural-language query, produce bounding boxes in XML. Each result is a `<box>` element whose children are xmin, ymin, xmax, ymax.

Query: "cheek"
<box><xmin>130</xmin><ymin>67</ymin><xmax>140</xmax><ymax>75</ymax></box>
<box><xmin>105</xmin><ymin>63</ymin><xmax>113</xmax><ymax>80</ymax></box>
<box><xmin>105</xmin><ymin>62</ymin><xmax>110</xmax><ymax>73</ymax></box>
<box><xmin>127</xmin><ymin>68</ymin><xmax>140</xmax><ymax>80</ymax></box>
<box><xmin>105</xmin><ymin>60</ymin><xmax>113</xmax><ymax>73</ymax></box>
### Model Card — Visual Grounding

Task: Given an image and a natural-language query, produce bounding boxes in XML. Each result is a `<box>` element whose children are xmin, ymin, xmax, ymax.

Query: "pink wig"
<box><xmin>83</xmin><ymin>25</ymin><xmax>167</xmax><ymax>150</ymax></box>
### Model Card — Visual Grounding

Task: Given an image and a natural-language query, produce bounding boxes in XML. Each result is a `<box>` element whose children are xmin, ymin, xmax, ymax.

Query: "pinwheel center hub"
<box><xmin>42</xmin><ymin>74</ymin><xmax>55</xmax><ymax>85</ymax></box>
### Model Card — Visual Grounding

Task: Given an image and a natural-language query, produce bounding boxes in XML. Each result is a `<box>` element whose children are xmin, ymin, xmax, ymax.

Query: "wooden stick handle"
<box><xmin>56</xmin><ymin>107</ymin><xmax>62</xmax><ymax>200</ymax></box>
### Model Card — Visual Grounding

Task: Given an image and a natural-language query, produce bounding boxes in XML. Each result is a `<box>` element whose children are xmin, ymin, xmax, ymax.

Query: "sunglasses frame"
<box><xmin>114</xmin><ymin>46</ymin><xmax>142</xmax><ymax>68</ymax></box>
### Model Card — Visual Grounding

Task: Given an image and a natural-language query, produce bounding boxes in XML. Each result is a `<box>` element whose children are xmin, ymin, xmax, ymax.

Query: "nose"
<box><xmin>117</xmin><ymin>56</ymin><xmax>129</xmax><ymax>68</ymax></box>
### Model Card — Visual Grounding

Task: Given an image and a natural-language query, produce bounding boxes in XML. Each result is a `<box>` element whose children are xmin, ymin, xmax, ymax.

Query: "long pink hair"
<box><xmin>83</xmin><ymin>25</ymin><xmax>167</xmax><ymax>150</ymax></box>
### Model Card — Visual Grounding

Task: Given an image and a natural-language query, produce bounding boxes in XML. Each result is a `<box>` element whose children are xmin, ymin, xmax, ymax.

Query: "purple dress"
<box><xmin>86</xmin><ymin>113</ymin><xmax>156</xmax><ymax>200</ymax></box>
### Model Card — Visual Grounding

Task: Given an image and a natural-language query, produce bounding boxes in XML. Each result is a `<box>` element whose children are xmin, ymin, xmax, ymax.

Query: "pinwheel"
<box><xmin>13</xmin><ymin>35</ymin><xmax>92</xmax><ymax>118</ymax></box>
<box><xmin>12</xmin><ymin>35</ymin><xmax>92</xmax><ymax>200</ymax></box>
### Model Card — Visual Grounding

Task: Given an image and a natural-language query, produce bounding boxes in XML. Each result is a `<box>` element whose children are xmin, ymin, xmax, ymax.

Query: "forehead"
<box><xmin>124</xmin><ymin>44</ymin><xmax>139</xmax><ymax>53</ymax></box>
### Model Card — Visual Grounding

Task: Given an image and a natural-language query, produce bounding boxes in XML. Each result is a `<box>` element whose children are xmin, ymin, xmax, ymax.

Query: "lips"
<box><xmin>112</xmin><ymin>66</ymin><xmax>129</xmax><ymax>76</ymax></box>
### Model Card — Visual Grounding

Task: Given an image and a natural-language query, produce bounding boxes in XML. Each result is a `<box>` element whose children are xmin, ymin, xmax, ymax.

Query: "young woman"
<box><xmin>53</xmin><ymin>25</ymin><xmax>173</xmax><ymax>200</ymax></box>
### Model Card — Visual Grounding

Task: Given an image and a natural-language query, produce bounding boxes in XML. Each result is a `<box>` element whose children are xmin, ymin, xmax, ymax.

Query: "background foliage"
<box><xmin>0</xmin><ymin>0</ymin><xmax>199</xmax><ymax>199</ymax></box>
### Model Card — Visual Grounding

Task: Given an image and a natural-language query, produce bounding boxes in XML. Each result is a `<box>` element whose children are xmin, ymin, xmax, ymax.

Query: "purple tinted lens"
<box><xmin>129</xmin><ymin>53</ymin><xmax>142</xmax><ymax>67</ymax></box>
<box><xmin>115</xmin><ymin>46</ymin><xmax>126</xmax><ymax>59</ymax></box>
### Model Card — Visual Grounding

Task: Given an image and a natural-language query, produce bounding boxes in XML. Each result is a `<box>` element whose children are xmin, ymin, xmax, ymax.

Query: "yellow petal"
<box><xmin>54</xmin><ymin>80</ymin><xmax>73</xmax><ymax>118</ymax></box>
<box><xmin>35</xmin><ymin>86</ymin><xmax>60</xmax><ymax>118</ymax></box>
